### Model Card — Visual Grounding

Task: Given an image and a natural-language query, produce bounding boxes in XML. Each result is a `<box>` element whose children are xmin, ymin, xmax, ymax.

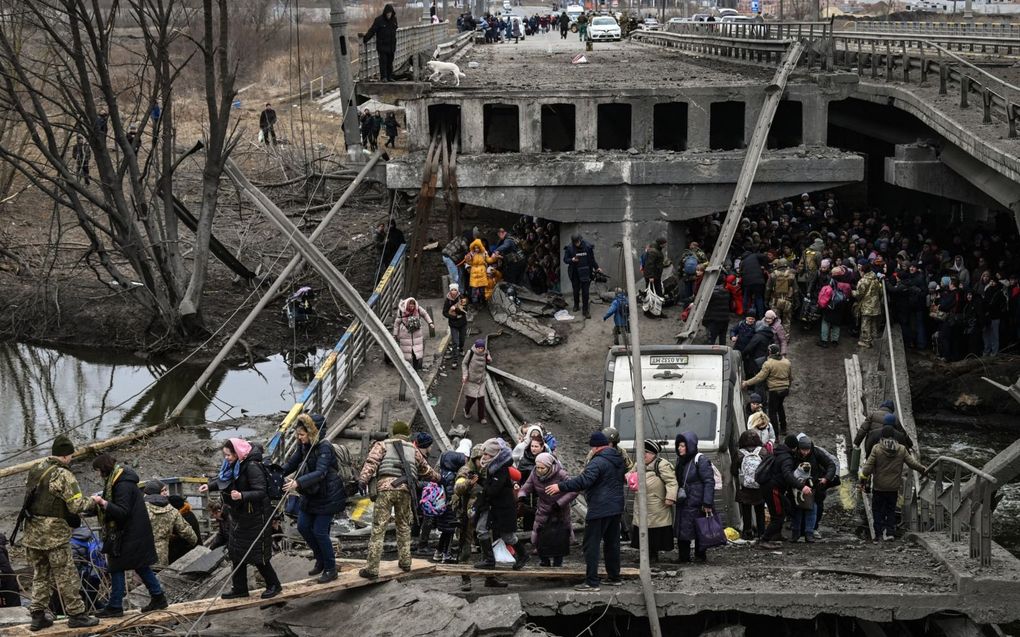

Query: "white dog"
<box><xmin>426</xmin><ymin>60</ymin><xmax>466</xmax><ymax>87</ymax></box>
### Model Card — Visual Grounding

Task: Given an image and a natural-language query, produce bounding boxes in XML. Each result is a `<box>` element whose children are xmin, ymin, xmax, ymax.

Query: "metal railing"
<box><xmin>631</xmin><ymin>30</ymin><xmax>810</xmax><ymax>67</ymax></box>
<box><xmin>829</xmin><ymin>35</ymin><xmax>1020</xmax><ymax>138</ymax></box>
<box><xmin>832</xmin><ymin>30</ymin><xmax>1020</xmax><ymax>56</ymax></box>
<box><xmin>850</xmin><ymin>20</ymin><xmax>1020</xmax><ymax>38</ymax></box>
<box><xmin>666</xmin><ymin>20</ymin><xmax>831</xmax><ymax>40</ymax></box>
<box><xmin>639</xmin><ymin>23</ymin><xmax>1020</xmax><ymax>139</ymax></box>
<box><xmin>359</xmin><ymin>21</ymin><xmax>454</xmax><ymax>80</ymax></box>
<box><xmin>265</xmin><ymin>244</ymin><xmax>407</xmax><ymax>459</ymax></box>
<box><xmin>914</xmin><ymin>456</ymin><xmax>998</xmax><ymax>567</ymax></box>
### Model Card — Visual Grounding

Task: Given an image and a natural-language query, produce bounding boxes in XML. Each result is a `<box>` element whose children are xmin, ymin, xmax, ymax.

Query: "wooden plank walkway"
<box><xmin>11</xmin><ymin>559</ymin><xmax>435</xmax><ymax>637</ymax></box>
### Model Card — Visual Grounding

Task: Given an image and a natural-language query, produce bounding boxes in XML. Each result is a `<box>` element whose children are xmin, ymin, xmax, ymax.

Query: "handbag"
<box><xmin>694</xmin><ymin>512</ymin><xmax>727</xmax><ymax>549</ymax></box>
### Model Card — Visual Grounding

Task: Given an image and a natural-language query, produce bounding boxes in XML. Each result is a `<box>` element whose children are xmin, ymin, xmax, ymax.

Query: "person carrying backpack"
<box><xmin>734</xmin><ymin>430</ymin><xmax>766</xmax><ymax>540</ymax></box>
<box><xmin>199</xmin><ymin>438</ymin><xmax>283</xmax><ymax>598</ymax></box>
<box><xmin>424</xmin><ymin>450</ymin><xmax>466</xmax><ymax>563</ymax></box>
<box><xmin>276</xmin><ymin>415</ymin><xmax>345</xmax><ymax>584</ymax></box>
<box><xmin>817</xmin><ymin>268</ymin><xmax>852</xmax><ymax>348</ymax></box>
<box><xmin>602</xmin><ymin>288</ymin><xmax>630</xmax><ymax>346</ymax></box>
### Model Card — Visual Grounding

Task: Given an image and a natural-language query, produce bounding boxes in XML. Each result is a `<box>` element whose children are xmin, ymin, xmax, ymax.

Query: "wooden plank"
<box><xmin>11</xmin><ymin>560</ymin><xmax>435</xmax><ymax>637</ymax></box>
<box><xmin>435</xmin><ymin>565</ymin><xmax>642</xmax><ymax>579</ymax></box>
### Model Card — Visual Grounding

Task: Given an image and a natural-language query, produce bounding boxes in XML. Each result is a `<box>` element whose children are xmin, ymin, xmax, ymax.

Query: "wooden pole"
<box><xmin>622</xmin><ymin>187</ymin><xmax>662</xmax><ymax>637</ymax></box>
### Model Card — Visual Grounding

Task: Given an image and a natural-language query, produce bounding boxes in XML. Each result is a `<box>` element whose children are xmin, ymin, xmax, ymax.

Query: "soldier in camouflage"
<box><xmin>21</xmin><ymin>435</ymin><xmax>98</xmax><ymax>631</ymax></box>
<box><xmin>142</xmin><ymin>480</ymin><xmax>197</xmax><ymax>569</ymax></box>
<box><xmin>766</xmin><ymin>258</ymin><xmax>799</xmax><ymax>329</ymax></box>
<box><xmin>853</xmin><ymin>262</ymin><xmax>885</xmax><ymax>349</ymax></box>
<box><xmin>357</xmin><ymin>420</ymin><xmax>439</xmax><ymax>579</ymax></box>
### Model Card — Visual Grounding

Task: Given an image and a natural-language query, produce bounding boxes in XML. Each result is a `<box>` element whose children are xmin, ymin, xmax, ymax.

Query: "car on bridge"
<box><xmin>639</xmin><ymin>17</ymin><xmax>661</xmax><ymax>30</ymax></box>
<box><xmin>587</xmin><ymin>15</ymin><xmax>622</xmax><ymax>41</ymax></box>
<box><xmin>603</xmin><ymin>344</ymin><xmax>747</xmax><ymax>527</ymax></box>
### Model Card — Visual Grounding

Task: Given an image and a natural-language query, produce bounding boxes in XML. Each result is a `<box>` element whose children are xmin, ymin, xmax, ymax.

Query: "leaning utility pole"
<box><xmin>330</xmin><ymin>0</ymin><xmax>363</xmax><ymax>161</ymax></box>
<box><xmin>622</xmin><ymin>186</ymin><xmax>663</xmax><ymax>637</ymax></box>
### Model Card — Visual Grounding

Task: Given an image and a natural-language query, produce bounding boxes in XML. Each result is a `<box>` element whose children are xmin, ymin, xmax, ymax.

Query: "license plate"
<box><xmin>649</xmin><ymin>355</ymin><xmax>688</xmax><ymax>365</ymax></box>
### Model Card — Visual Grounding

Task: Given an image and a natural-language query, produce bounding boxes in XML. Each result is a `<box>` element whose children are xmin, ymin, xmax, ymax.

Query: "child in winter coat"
<box><xmin>428</xmin><ymin>450</ymin><xmax>467</xmax><ymax>563</ymax></box>
<box><xmin>602</xmin><ymin>288</ymin><xmax>630</xmax><ymax>346</ymax></box>
<box><xmin>725</xmin><ymin>274</ymin><xmax>744</xmax><ymax>315</ymax></box>
<box><xmin>790</xmin><ymin>462</ymin><xmax>817</xmax><ymax>542</ymax></box>
<box><xmin>460</xmin><ymin>239</ymin><xmax>497</xmax><ymax>305</ymax></box>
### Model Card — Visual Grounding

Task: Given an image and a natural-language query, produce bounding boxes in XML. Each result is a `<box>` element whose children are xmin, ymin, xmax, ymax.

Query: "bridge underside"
<box><xmin>386</xmin><ymin>149</ymin><xmax>864</xmax><ymax>221</ymax></box>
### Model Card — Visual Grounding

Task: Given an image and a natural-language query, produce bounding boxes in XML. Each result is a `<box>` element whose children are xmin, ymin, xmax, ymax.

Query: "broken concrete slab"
<box><xmin>701</xmin><ymin>625</ymin><xmax>746</xmax><ymax>637</ymax></box>
<box><xmin>179</xmin><ymin>545</ymin><xmax>226</xmax><ymax>576</ymax></box>
<box><xmin>464</xmin><ymin>592</ymin><xmax>525</xmax><ymax>636</ymax></box>
<box><xmin>347</xmin><ymin>581</ymin><xmax>474</xmax><ymax>637</ymax></box>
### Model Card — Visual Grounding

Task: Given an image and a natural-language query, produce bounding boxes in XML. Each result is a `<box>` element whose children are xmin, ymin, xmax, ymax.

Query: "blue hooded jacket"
<box><xmin>673</xmin><ymin>431</ymin><xmax>716</xmax><ymax>542</ymax></box>
<box><xmin>603</xmin><ymin>292</ymin><xmax>630</xmax><ymax>327</ymax></box>
<box><xmin>559</xmin><ymin>447</ymin><xmax>626</xmax><ymax>520</ymax></box>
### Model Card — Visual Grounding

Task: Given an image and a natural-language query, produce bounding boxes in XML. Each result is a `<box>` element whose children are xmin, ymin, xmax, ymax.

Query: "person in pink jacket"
<box><xmin>392</xmin><ymin>297</ymin><xmax>434</xmax><ymax>370</ymax></box>
<box><xmin>517</xmin><ymin>453</ymin><xmax>576</xmax><ymax>567</ymax></box>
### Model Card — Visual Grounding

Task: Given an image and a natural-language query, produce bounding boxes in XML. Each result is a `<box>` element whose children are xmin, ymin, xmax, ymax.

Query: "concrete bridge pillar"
<box><xmin>405</xmin><ymin>102</ymin><xmax>428</xmax><ymax>152</ymax></box>
<box><xmin>632</xmin><ymin>101</ymin><xmax>653</xmax><ymax>152</ymax></box>
<box><xmin>461</xmin><ymin>101</ymin><xmax>484</xmax><ymax>153</ymax></box>
<box><xmin>576</xmin><ymin>100</ymin><xmax>598</xmax><ymax>152</ymax></box>
<box><xmin>802</xmin><ymin>94</ymin><xmax>828</xmax><ymax>147</ymax></box>
<box><xmin>744</xmin><ymin>95</ymin><xmax>763</xmax><ymax>148</ymax></box>
<box><xmin>687</xmin><ymin>98</ymin><xmax>711</xmax><ymax>150</ymax></box>
<box><xmin>521</xmin><ymin>101</ymin><xmax>541</xmax><ymax>153</ymax></box>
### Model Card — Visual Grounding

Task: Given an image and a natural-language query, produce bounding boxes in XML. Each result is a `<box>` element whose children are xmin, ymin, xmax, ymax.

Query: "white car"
<box><xmin>587</xmin><ymin>15</ymin><xmax>621</xmax><ymax>40</ymax></box>
<box><xmin>639</xmin><ymin>17</ymin><xmax>661</xmax><ymax>30</ymax></box>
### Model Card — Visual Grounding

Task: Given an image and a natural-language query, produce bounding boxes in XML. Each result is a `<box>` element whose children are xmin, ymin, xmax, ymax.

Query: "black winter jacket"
<box><xmin>208</xmin><ymin>448</ymin><xmax>274</xmax><ymax>564</ymax></box>
<box><xmin>705</xmin><ymin>285</ymin><xmax>732</xmax><ymax>323</ymax></box>
<box><xmin>477</xmin><ymin>461</ymin><xmax>517</xmax><ymax>536</ymax></box>
<box><xmin>100</xmin><ymin>466</ymin><xmax>158</xmax><ymax>572</ymax></box>
<box><xmin>281</xmin><ymin>440</ymin><xmax>346</xmax><ymax>516</ymax></box>
<box><xmin>559</xmin><ymin>447</ymin><xmax>626</xmax><ymax>520</ymax></box>
<box><xmin>364</xmin><ymin>5</ymin><xmax>398</xmax><ymax>53</ymax></box>
<box><xmin>740</xmin><ymin>252</ymin><xmax>769</xmax><ymax>286</ymax></box>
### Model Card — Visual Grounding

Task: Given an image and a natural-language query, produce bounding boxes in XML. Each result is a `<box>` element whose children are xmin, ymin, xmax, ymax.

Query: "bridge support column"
<box><xmin>462</xmin><ymin>101</ymin><xmax>484</xmax><ymax>153</ymax></box>
<box><xmin>744</xmin><ymin>94</ymin><xmax>764</xmax><ymax>148</ymax></box>
<box><xmin>632</xmin><ymin>100</ymin><xmax>653</xmax><ymax>152</ymax></box>
<box><xmin>406</xmin><ymin>101</ymin><xmax>428</xmax><ymax>152</ymax></box>
<box><xmin>802</xmin><ymin>94</ymin><xmax>828</xmax><ymax>146</ymax></box>
<box><xmin>576</xmin><ymin>99</ymin><xmax>598</xmax><ymax>151</ymax></box>
<box><xmin>520</xmin><ymin>101</ymin><xmax>541</xmax><ymax>153</ymax></box>
<box><xmin>687</xmin><ymin>98</ymin><xmax>710</xmax><ymax>150</ymax></box>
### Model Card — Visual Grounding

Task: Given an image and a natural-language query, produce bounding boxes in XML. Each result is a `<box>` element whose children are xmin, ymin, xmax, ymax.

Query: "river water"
<box><xmin>0</xmin><ymin>342</ymin><xmax>326</xmax><ymax>456</ymax></box>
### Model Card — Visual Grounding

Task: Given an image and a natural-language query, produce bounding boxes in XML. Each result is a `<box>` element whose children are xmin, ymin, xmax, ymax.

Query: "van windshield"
<box><xmin>613</xmin><ymin>398</ymin><xmax>718</xmax><ymax>446</ymax></box>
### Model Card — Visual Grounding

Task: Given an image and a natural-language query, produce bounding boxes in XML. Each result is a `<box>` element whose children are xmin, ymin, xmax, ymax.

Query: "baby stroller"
<box><xmin>284</xmin><ymin>286</ymin><xmax>317</xmax><ymax>329</ymax></box>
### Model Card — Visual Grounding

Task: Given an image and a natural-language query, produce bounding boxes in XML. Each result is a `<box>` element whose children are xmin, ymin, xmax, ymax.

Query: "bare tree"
<box><xmin>177</xmin><ymin>0</ymin><xmax>240</xmax><ymax>332</ymax></box>
<box><xmin>0</xmin><ymin>0</ymin><xmax>239</xmax><ymax>341</ymax></box>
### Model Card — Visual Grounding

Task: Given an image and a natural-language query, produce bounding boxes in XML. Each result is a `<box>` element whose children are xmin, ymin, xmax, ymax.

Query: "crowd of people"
<box><xmin>662</xmin><ymin>191</ymin><xmax>1019</xmax><ymax>362</ymax></box>
<box><xmin>440</xmin><ymin>217</ymin><xmax>564</xmax><ymax>305</ymax></box>
<box><xmin>459</xmin><ymin>12</ymin><xmax>568</xmax><ymax>44</ymax></box>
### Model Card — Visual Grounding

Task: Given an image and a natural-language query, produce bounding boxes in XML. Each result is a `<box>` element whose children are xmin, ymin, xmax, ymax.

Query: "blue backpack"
<box><xmin>419</xmin><ymin>481</ymin><xmax>447</xmax><ymax>517</ymax></box>
<box><xmin>683</xmin><ymin>254</ymin><xmax>699</xmax><ymax>276</ymax></box>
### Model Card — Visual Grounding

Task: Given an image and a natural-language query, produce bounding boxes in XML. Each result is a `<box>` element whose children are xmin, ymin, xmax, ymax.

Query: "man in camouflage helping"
<box><xmin>766</xmin><ymin>258</ymin><xmax>798</xmax><ymax>329</ymax></box>
<box><xmin>357</xmin><ymin>421</ymin><xmax>439</xmax><ymax>579</ymax></box>
<box><xmin>18</xmin><ymin>435</ymin><xmax>99</xmax><ymax>630</ymax></box>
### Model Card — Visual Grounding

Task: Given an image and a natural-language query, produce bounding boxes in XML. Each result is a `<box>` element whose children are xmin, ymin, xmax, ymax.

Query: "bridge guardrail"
<box><xmin>830</xmin><ymin>35</ymin><xmax>1020</xmax><ymax>138</ymax></box>
<box><xmin>266</xmin><ymin>244</ymin><xmax>407</xmax><ymax>459</ymax></box>
<box><xmin>850</xmin><ymin>20</ymin><xmax>1020</xmax><ymax>38</ymax></box>
<box><xmin>359</xmin><ymin>21</ymin><xmax>454</xmax><ymax>80</ymax></box>
<box><xmin>832</xmin><ymin>30</ymin><xmax>1020</xmax><ymax>56</ymax></box>
<box><xmin>666</xmin><ymin>20</ymin><xmax>831</xmax><ymax>40</ymax></box>
<box><xmin>915</xmin><ymin>456</ymin><xmax>997</xmax><ymax>566</ymax></box>
<box><xmin>631</xmin><ymin>30</ymin><xmax>817</xmax><ymax>67</ymax></box>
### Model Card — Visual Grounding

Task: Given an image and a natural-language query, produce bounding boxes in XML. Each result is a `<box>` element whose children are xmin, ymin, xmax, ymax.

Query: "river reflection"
<box><xmin>0</xmin><ymin>342</ymin><xmax>325</xmax><ymax>455</ymax></box>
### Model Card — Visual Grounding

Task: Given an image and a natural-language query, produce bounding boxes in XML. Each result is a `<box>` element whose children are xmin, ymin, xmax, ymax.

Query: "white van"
<box><xmin>603</xmin><ymin>344</ymin><xmax>747</xmax><ymax>525</ymax></box>
<box><xmin>566</xmin><ymin>4</ymin><xmax>584</xmax><ymax>23</ymax></box>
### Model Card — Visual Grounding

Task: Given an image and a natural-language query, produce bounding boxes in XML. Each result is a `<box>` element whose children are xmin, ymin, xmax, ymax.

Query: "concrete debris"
<box><xmin>0</xmin><ymin>607</ymin><xmax>31</xmax><ymax>628</ymax></box>
<box><xmin>514</xmin><ymin>626</ymin><xmax>560</xmax><ymax>637</ymax></box>
<box><xmin>489</xmin><ymin>284</ymin><xmax>561</xmax><ymax>345</ymax></box>
<box><xmin>470</xmin><ymin>593</ymin><xmax>526</xmax><ymax>636</ymax></box>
